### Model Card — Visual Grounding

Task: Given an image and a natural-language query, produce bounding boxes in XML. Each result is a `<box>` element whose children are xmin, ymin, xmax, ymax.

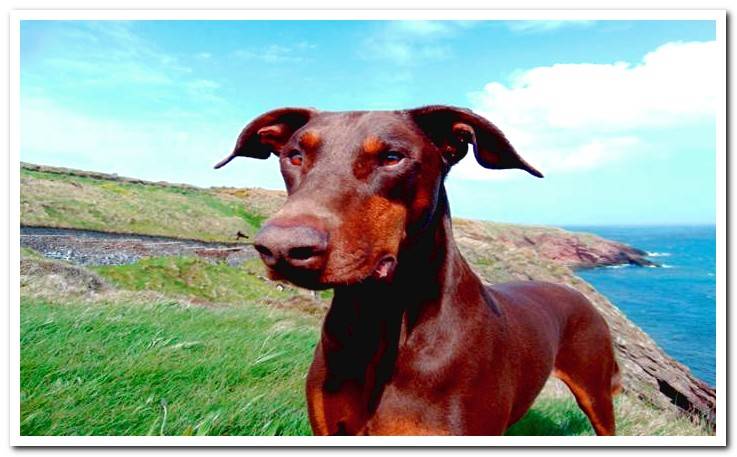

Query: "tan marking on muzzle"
<box><xmin>365</xmin><ymin>195</ymin><xmax>407</xmax><ymax>252</ymax></box>
<box><xmin>319</xmin><ymin>195</ymin><xmax>408</xmax><ymax>285</ymax></box>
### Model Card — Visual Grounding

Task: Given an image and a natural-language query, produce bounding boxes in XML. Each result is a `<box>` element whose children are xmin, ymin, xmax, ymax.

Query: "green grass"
<box><xmin>506</xmin><ymin>398</ymin><xmax>595</xmax><ymax>436</ymax></box>
<box><xmin>23</xmin><ymin>253</ymin><xmax>595</xmax><ymax>437</ymax></box>
<box><xmin>93</xmin><ymin>257</ymin><xmax>295</xmax><ymax>305</ymax></box>
<box><xmin>21</xmin><ymin>167</ymin><xmax>267</xmax><ymax>241</ymax></box>
<box><xmin>19</xmin><ymin>253</ymin><xmax>709</xmax><ymax>436</ymax></box>
<box><xmin>20</xmin><ymin>297</ymin><xmax>317</xmax><ymax>436</ymax></box>
<box><xmin>20</xmin><ymin>247</ymin><xmax>44</xmax><ymax>259</ymax></box>
<box><xmin>21</xmin><ymin>292</ymin><xmax>599</xmax><ymax>437</ymax></box>
<box><xmin>21</xmin><ymin>292</ymin><xmax>704</xmax><ymax>436</ymax></box>
<box><xmin>92</xmin><ymin>256</ymin><xmax>331</xmax><ymax>316</ymax></box>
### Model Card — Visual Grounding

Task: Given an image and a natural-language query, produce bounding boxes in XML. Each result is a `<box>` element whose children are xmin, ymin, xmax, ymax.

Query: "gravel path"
<box><xmin>20</xmin><ymin>226</ymin><xmax>257</xmax><ymax>266</ymax></box>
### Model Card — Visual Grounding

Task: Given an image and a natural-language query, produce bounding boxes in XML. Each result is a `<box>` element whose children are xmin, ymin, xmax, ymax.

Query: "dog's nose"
<box><xmin>253</xmin><ymin>223</ymin><xmax>328</xmax><ymax>270</ymax></box>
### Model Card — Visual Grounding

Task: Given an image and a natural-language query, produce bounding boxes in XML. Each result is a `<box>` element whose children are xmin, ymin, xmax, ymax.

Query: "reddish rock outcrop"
<box><xmin>475</xmin><ymin>223</ymin><xmax>656</xmax><ymax>269</ymax></box>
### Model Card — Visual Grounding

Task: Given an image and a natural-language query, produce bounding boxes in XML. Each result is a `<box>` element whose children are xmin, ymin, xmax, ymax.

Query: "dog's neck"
<box><xmin>321</xmin><ymin>185</ymin><xmax>487</xmax><ymax>402</ymax></box>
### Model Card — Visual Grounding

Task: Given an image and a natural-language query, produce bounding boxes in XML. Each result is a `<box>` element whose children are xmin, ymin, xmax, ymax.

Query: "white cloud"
<box><xmin>45</xmin><ymin>57</ymin><xmax>175</xmax><ymax>86</ymax></box>
<box><xmin>455</xmin><ymin>40</ymin><xmax>718</xmax><ymax>181</ymax></box>
<box><xmin>233</xmin><ymin>43</ymin><xmax>313</xmax><ymax>63</ymax></box>
<box><xmin>505</xmin><ymin>20</ymin><xmax>595</xmax><ymax>34</ymax></box>
<box><xmin>186</xmin><ymin>79</ymin><xmax>220</xmax><ymax>90</ymax></box>
<box><xmin>361</xmin><ymin>21</ymin><xmax>472</xmax><ymax>66</ymax></box>
<box><xmin>25</xmin><ymin>22</ymin><xmax>230</xmax><ymax>113</ymax></box>
<box><xmin>393</xmin><ymin>20</ymin><xmax>456</xmax><ymax>37</ymax></box>
<box><xmin>34</xmin><ymin>22</ymin><xmax>194</xmax><ymax>88</ymax></box>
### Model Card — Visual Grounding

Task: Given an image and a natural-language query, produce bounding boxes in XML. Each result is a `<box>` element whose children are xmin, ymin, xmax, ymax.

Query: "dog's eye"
<box><xmin>287</xmin><ymin>150</ymin><xmax>303</xmax><ymax>167</ymax></box>
<box><xmin>379</xmin><ymin>151</ymin><xmax>405</xmax><ymax>167</ymax></box>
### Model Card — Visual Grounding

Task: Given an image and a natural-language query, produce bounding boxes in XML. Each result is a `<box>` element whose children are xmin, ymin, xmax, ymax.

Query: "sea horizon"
<box><xmin>563</xmin><ymin>223</ymin><xmax>716</xmax><ymax>229</ymax></box>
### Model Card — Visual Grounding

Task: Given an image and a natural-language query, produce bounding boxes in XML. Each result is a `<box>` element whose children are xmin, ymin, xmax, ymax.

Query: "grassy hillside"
<box><xmin>21</xmin><ymin>298</ymin><xmax>315</xmax><ymax>436</ymax></box>
<box><xmin>20</xmin><ymin>163</ymin><xmax>641</xmax><ymax>269</ymax></box>
<box><xmin>19</xmin><ymin>163</ymin><xmax>712</xmax><ymax>436</ymax></box>
<box><xmin>21</xmin><ymin>259</ymin><xmax>315</xmax><ymax>436</ymax></box>
<box><xmin>21</xmin><ymin>165</ymin><xmax>272</xmax><ymax>241</ymax></box>
<box><xmin>20</xmin><ymin>251</ymin><xmax>707</xmax><ymax>436</ymax></box>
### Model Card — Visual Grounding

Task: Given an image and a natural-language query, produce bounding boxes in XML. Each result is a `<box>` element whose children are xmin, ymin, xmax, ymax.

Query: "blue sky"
<box><xmin>20</xmin><ymin>20</ymin><xmax>718</xmax><ymax>225</ymax></box>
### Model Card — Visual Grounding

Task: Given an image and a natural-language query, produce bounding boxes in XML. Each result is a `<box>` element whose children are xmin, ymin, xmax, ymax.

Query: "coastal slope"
<box><xmin>19</xmin><ymin>162</ymin><xmax>715</xmax><ymax>431</ymax></box>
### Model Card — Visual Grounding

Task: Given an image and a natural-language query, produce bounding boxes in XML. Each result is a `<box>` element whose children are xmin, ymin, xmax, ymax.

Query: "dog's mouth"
<box><xmin>264</xmin><ymin>263</ymin><xmax>330</xmax><ymax>291</ymax></box>
<box><xmin>263</xmin><ymin>254</ymin><xmax>398</xmax><ymax>291</ymax></box>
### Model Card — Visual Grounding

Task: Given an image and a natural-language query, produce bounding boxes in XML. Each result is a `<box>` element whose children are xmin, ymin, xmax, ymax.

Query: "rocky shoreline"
<box><xmin>472</xmin><ymin>223</ymin><xmax>658</xmax><ymax>269</ymax></box>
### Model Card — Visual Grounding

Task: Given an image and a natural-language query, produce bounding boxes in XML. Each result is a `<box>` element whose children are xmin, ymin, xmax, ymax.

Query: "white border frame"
<box><xmin>8</xmin><ymin>9</ymin><xmax>727</xmax><ymax>447</ymax></box>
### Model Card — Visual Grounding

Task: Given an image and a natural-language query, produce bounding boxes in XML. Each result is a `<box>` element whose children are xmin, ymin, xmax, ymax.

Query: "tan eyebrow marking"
<box><xmin>362</xmin><ymin>136</ymin><xmax>385</xmax><ymax>155</ymax></box>
<box><xmin>299</xmin><ymin>131</ymin><xmax>321</xmax><ymax>150</ymax></box>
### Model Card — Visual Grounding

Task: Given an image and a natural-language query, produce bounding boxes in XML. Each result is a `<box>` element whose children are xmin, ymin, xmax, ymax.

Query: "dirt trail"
<box><xmin>20</xmin><ymin>226</ymin><xmax>258</xmax><ymax>266</ymax></box>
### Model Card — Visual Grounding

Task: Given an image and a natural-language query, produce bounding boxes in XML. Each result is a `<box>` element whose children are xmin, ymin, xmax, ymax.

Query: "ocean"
<box><xmin>565</xmin><ymin>225</ymin><xmax>716</xmax><ymax>387</ymax></box>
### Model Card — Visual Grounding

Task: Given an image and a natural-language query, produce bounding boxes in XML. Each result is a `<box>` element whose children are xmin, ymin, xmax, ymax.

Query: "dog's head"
<box><xmin>215</xmin><ymin>106</ymin><xmax>541</xmax><ymax>289</ymax></box>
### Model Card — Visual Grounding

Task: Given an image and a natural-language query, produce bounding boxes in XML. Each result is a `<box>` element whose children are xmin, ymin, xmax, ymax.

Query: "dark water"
<box><xmin>565</xmin><ymin>225</ymin><xmax>716</xmax><ymax>387</ymax></box>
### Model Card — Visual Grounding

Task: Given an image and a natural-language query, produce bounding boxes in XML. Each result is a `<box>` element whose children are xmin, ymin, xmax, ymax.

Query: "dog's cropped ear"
<box><xmin>408</xmin><ymin>105</ymin><xmax>543</xmax><ymax>178</ymax></box>
<box><xmin>214</xmin><ymin>107</ymin><xmax>316</xmax><ymax>169</ymax></box>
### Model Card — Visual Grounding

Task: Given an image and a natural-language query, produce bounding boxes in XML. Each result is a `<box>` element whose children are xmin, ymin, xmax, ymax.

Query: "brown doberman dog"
<box><xmin>215</xmin><ymin>106</ymin><xmax>621</xmax><ymax>436</ymax></box>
